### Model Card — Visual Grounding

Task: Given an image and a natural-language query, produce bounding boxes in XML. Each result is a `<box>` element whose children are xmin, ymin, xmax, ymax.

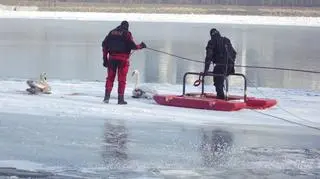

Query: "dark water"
<box><xmin>141</xmin><ymin>24</ymin><xmax>320</xmax><ymax>92</ymax></box>
<box><xmin>0</xmin><ymin>112</ymin><xmax>319</xmax><ymax>178</ymax></box>
<box><xmin>1</xmin><ymin>19</ymin><xmax>320</xmax><ymax>91</ymax></box>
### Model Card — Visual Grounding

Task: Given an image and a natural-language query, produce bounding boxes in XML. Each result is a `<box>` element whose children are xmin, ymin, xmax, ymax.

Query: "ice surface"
<box><xmin>0</xmin><ymin>79</ymin><xmax>319</xmax><ymax>178</ymax></box>
<box><xmin>0</xmin><ymin>10</ymin><xmax>320</xmax><ymax>179</ymax></box>
<box><xmin>1</xmin><ymin>11</ymin><xmax>320</xmax><ymax>27</ymax></box>
<box><xmin>0</xmin><ymin>80</ymin><xmax>319</xmax><ymax>129</ymax></box>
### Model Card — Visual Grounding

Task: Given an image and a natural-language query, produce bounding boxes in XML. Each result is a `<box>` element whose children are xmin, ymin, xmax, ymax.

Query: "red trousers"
<box><xmin>105</xmin><ymin>58</ymin><xmax>129</xmax><ymax>95</ymax></box>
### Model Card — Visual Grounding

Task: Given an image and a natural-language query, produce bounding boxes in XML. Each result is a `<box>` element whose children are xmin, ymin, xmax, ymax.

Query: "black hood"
<box><xmin>210</xmin><ymin>28</ymin><xmax>220</xmax><ymax>39</ymax></box>
<box><xmin>120</xmin><ymin>20</ymin><xmax>129</xmax><ymax>30</ymax></box>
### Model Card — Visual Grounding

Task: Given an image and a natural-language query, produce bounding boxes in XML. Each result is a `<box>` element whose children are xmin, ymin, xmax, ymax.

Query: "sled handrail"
<box><xmin>182</xmin><ymin>72</ymin><xmax>247</xmax><ymax>101</ymax></box>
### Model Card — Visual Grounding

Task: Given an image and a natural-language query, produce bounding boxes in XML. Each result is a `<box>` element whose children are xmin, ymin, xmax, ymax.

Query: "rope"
<box><xmin>146</xmin><ymin>47</ymin><xmax>320</xmax><ymax>74</ymax></box>
<box><xmin>252</xmin><ymin>110</ymin><xmax>320</xmax><ymax>132</ymax></box>
<box><xmin>246</xmin><ymin>80</ymin><xmax>320</xmax><ymax>132</ymax></box>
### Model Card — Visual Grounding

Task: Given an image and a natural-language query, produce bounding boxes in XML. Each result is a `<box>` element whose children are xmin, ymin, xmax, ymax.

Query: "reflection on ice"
<box><xmin>199</xmin><ymin>128</ymin><xmax>234</xmax><ymax>167</ymax></box>
<box><xmin>102</xmin><ymin>120</ymin><xmax>129</xmax><ymax>169</ymax></box>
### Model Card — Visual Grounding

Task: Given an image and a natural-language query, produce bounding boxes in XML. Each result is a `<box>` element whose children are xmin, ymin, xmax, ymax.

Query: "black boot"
<box><xmin>118</xmin><ymin>95</ymin><xmax>127</xmax><ymax>105</ymax></box>
<box><xmin>103</xmin><ymin>91</ymin><xmax>110</xmax><ymax>103</ymax></box>
<box><xmin>216</xmin><ymin>93</ymin><xmax>225</xmax><ymax>100</ymax></box>
<box><xmin>215</xmin><ymin>86</ymin><xmax>225</xmax><ymax>100</ymax></box>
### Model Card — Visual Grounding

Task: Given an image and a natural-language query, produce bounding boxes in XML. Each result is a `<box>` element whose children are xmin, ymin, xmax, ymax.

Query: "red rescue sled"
<box><xmin>153</xmin><ymin>72</ymin><xmax>277</xmax><ymax>111</ymax></box>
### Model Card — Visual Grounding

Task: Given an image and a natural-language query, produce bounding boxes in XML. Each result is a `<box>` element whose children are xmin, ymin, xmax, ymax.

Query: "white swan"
<box><xmin>131</xmin><ymin>70</ymin><xmax>158</xmax><ymax>99</ymax></box>
<box><xmin>26</xmin><ymin>72</ymin><xmax>52</xmax><ymax>94</ymax></box>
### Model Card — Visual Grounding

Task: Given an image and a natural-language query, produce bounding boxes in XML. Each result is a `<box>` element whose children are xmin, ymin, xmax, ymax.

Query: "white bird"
<box><xmin>26</xmin><ymin>72</ymin><xmax>52</xmax><ymax>94</ymax></box>
<box><xmin>131</xmin><ymin>70</ymin><xmax>158</xmax><ymax>99</ymax></box>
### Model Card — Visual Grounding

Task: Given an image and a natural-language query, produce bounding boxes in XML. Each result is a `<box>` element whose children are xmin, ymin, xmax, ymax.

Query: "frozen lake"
<box><xmin>0</xmin><ymin>12</ymin><xmax>319</xmax><ymax>178</ymax></box>
<box><xmin>0</xmin><ymin>81</ymin><xmax>319</xmax><ymax>178</ymax></box>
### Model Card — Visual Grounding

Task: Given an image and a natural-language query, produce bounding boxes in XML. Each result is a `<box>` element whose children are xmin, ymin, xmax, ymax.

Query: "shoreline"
<box><xmin>1</xmin><ymin>2</ymin><xmax>320</xmax><ymax>17</ymax></box>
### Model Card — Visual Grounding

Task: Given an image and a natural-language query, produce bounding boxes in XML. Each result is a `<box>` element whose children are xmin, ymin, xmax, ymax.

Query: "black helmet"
<box><xmin>210</xmin><ymin>28</ymin><xmax>220</xmax><ymax>37</ymax></box>
<box><xmin>120</xmin><ymin>20</ymin><xmax>129</xmax><ymax>30</ymax></box>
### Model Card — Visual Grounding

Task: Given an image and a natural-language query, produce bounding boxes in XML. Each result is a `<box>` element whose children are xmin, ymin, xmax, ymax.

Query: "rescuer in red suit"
<box><xmin>102</xmin><ymin>21</ymin><xmax>146</xmax><ymax>104</ymax></box>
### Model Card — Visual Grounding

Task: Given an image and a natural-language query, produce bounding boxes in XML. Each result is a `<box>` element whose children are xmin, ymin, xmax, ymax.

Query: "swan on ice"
<box><xmin>131</xmin><ymin>70</ymin><xmax>158</xmax><ymax>99</ymax></box>
<box><xmin>26</xmin><ymin>72</ymin><xmax>52</xmax><ymax>94</ymax></box>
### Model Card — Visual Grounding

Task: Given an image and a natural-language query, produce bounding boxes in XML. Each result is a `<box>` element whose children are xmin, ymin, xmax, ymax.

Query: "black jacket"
<box><xmin>203</xmin><ymin>36</ymin><xmax>236</xmax><ymax>75</ymax></box>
